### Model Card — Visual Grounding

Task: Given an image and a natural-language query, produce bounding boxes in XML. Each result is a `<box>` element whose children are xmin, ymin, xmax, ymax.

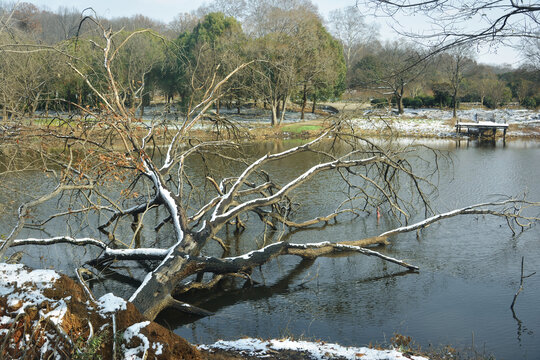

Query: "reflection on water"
<box><xmin>1</xmin><ymin>138</ymin><xmax>540</xmax><ymax>359</ymax></box>
<box><xmin>171</xmin><ymin>139</ymin><xmax>540</xmax><ymax>359</ymax></box>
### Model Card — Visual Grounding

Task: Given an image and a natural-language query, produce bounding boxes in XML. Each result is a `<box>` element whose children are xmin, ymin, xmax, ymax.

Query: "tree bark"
<box><xmin>270</xmin><ymin>102</ymin><xmax>278</xmax><ymax>126</ymax></box>
<box><xmin>396</xmin><ymin>83</ymin><xmax>405</xmax><ymax>114</ymax></box>
<box><xmin>279</xmin><ymin>94</ymin><xmax>289</xmax><ymax>125</ymax></box>
<box><xmin>397</xmin><ymin>94</ymin><xmax>404</xmax><ymax>114</ymax></box>
<box><xmin>301</xmin><ymin>83</ymin><xmax>307</xmax><ymax>120</ymax></box>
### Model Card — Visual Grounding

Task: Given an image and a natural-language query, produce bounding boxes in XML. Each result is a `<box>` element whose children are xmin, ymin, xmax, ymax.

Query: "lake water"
<box><xmin>1</xmin><ymin>138</ymin><xmax>539</xmax><ymax>359</ymax></box>
<box><xmin>165</xmin><ymin>139</ymin><xmax>540</xmax><ymax>360</ymax></box>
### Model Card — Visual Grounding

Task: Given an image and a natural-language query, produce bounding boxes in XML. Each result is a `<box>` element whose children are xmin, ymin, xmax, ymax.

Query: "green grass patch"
<box><xmin>282</xmin><ymin>124</ymin><xmax>322</xmax><ymax>133</ymax></box>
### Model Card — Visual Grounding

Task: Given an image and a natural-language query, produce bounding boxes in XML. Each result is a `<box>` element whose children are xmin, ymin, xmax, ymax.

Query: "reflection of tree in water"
<box><xmin>154</xmin><ymin>252</ymin><xmax>416</xmax><ymax>330</ymax></box>
<box><xmin>511</xmin><ymin>308</ymin><xmax>534</xmax><ymax>345</ymax></box>
<box><xmin>155</xmin><ymin>257</ymin><xmax>316</xmax><ymax>327</ymax></box>
<box><xmin>510</xmin><ymin>256</ymin><xmax>536</xmax><ymax>345</ymax></box>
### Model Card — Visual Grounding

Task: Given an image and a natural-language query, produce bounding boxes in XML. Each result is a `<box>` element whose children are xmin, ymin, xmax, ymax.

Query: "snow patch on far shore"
<box><xmin>199</xmin><ymin>338</ymin><xmax>429</xmax><ymax>360</ymax></box>
<box><xmin>353</xmin><ymin>108</ymin><xmax>540</xmax><ymax>138</ymax></box>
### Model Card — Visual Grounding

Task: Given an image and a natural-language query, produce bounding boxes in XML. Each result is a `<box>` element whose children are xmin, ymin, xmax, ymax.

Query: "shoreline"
<box><xmin>0</xmin><ymin>263</ymin><xmax>432</xmax><ymax>360</ymax></box>
<box><xmin>2</xmin><ymin>105</ymin><xmax>539</xmax><ymax>142</ymax></box>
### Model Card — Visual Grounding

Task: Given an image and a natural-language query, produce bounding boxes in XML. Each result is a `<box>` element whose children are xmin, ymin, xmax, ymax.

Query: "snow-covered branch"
<box><xmin>379</xmin><ymin>199</ymin><xmax>540</xmax><ymax>238</ymax></box>
<box><xmin>189</xmin><ymin>239</ymin><xmax>417</xmax><ymax>276</ymax></box>
<box><xmin>209</xmin><ymin>156</ymin><xmax>380</xmax><ymax>228</ymax></box>
<box><xmin>210</xmin><ymin>129</ymin><xmax>333</xmax><ymax>221</ymax></box>
<box><xmin>0</xmin><ymin>184</ymin><xmax>94</xmax><ymax>258</ymax></box>
<box><xmin>9</xmin><ymin>237</ymin><xmax>168</xmax><ymax>262</ymax></box>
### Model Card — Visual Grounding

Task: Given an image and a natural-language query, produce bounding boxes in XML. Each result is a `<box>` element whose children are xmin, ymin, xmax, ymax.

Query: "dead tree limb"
<box><xmin>0</xmin><ymin>184</ymin><xmax>94</xmax><ymax>258</ymax></box>
<box><xmin>510</xmin><ymin>256</ymin><xmax>536</xmax><ymax>311</ymax></box>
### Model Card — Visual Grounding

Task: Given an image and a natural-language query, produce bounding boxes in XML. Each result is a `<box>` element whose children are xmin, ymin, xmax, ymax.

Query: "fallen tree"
<box><xmin>1</xmin><ymin>17</ymin><xmax>539</xmax><ymax>325</ymax></box>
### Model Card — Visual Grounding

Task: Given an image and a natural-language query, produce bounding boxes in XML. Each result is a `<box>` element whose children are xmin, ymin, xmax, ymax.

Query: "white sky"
<box><xmin>29</xmin><ymin>0</ymin><xmax>521</xmax><ymax>67</ymax></box>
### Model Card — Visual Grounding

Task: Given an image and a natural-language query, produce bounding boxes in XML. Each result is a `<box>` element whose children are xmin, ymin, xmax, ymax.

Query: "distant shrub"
<box><xmin>460</xmin><ymin>93</ymin><xmax>480</xmax><ymax>103</ymax></box>
<box><xmin>370</xmin><ymin>98</ymin><xmax>389</xmax><ymax>108</ymax></box>
<box><xmin>433</xmin><ymin>91</ymin><xmax>452</xmax><ymax>108</ymax></box>
<box><xmin>418</xmin><ymin>95</ymin><xmax>436</xmax><ymax>107</ymax></box>
<box><xmin>409</xmin><ymin>97</ymin><xmax>423</xmax><ymax>108</ymax></box>
<box><xmin>484</xmin><ymin>97</ymin><xmax>496</xmax><ymax>109</ymax></box>
<box><xmin>522</xmin><ymin>97</ymin><xmax>537</xmax><ymax>109</ymax></box>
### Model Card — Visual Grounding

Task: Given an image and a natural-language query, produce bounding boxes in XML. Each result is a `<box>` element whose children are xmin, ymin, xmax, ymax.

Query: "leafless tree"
<box><xmin>167</xmin><ymin>12</ymin><xmax>200</xmax><ymax>37</ymax></box>
<box><xmin>1</xmin><ymin>16</ymin><xmax>538</xmax><ymax>325</ymax></box>
<box><xmin>359</xmin><ymin>0</ymin><xmax>540</xmax><ymax>60</ymax></box>
<box><xmin>442</xmin><ymin>46</ymin><xmax>475</xmax><ymax>118</ymax></box>
<box><xmin>35</xmin><ymin>6</ymin><xmax>82</xmax><ymax>43</ymax></box>
<box><xmin>522</xmin><ymin>36</ymin><xmax>540</xmax><ymax>70</ymax></box>
<box><xmin>353</xmin><ymin>41</ymin><xmax>426</xmax><ymax>113</ymax></box>
<box><xmin>328</xmin><ymin>5</ymin><xmax>378</xmax><ymax>69</ymax></box>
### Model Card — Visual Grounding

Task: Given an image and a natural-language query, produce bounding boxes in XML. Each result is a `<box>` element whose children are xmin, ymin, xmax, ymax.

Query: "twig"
<box><xmin>510</xmin><ymin>256</ymin><xmax>536</xmax><ymax>310</ymax></box>
<box><xmin>76</xmin><ymin>267</ymin><xmax>96</xmax><ymax>303</ymax></box>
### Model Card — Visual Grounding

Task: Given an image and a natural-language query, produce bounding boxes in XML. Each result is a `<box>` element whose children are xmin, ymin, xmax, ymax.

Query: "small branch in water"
<box><xmin>510</xmin><ymin>256</ymin><xmax>536</xmax><ymax>311</ymax></box>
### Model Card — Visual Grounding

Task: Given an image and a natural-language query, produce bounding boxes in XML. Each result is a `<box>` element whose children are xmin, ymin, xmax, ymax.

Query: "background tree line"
<box><xmin>0</xmin><ymin>0</ymin><xmax>538</xmax><ymax>125</ymax></box>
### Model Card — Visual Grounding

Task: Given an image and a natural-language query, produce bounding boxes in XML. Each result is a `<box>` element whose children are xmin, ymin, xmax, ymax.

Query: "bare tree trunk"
<box><xmin>279</xmin><ymin>95</ymin><xmax>289</xmax><ymax>125</ymax></box>
<box><xmin>30</xmin><ymin>90</ymin><xmax>42</xmax><ymax>117</ymax></box>
<box><xmin>270</xmin><ymin>102</ymin><xmax>279</xmax><ymax>126</ymax></box>
<box><xmin>301</xmin><ymin>83</ymin><xmax>307</xmax><ymax>120</ymax></box>
<box><xmin>452</xmin><ymin>82</ymin><xmax>460</xmax><ymax>118</ymax></box>
<box><xmin>397</xmin><ymin>83</ymin><xmax>405</xmax><ymax>114</ymax></box>
<box><xmin>396</xmin><ymin>95</ymin><xmax>404</xmax><ymax>114</ymax></box>
<box><xmin>128</xmin><ymin>233</ymin><xmax>203</xmax><ymax>320</ymax></box>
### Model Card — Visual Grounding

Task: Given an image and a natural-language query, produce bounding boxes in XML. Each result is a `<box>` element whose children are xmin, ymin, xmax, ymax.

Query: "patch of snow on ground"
<box><xmin>42</xmin><ymin>300</ymin><xmax>68</xmax><ymax>325</ymax></box>
<box><xmin>0</xmin><ymin>263</ymin><xmax>61</xmax><ymax>314</ymax></box>
<box><xmin>122</xmin><ymin>321</ymin><xmax>151</xmax><ymax>360</ymax></box>
<box><xmin>354</xmin><ymin>107</ymin><xmax>540</xmax><ymax>137</ymax></box>
<box><xmin>0</xmin><ymin>263</ymin><xmax>60</xmax><ymax>290</ymax></box>
<box><xmin>351</xmin><ymin>116</ymin><xmax>452</xmax><ymax>137</ymax></box>
<box><xmin>152</xmin><ymin>342</ymin><xmax>164</xmax><ymax>355</ymax></box>
<box><xmin>199</xmin><ymin>338</ymin><xmax>429</xmax><ymax>360</ymax></box>
<box><xmin>0</xmin><ymin>264</ymin><xmax>70</xmax><ymax>358</ymax></box>
<box><xmin>97</xmin><ymin>292</ymin><xmax>127</xmax><ymax>314</ymax></box>
<box><xmin>0</xmin><ymin>315</ymin><xmax>11</xmax><ymax>325</ymax></box>
<box><xmin>402</xmin><ymin>108</ymin><xmax>540</xmax><ymax>125</ymax></box>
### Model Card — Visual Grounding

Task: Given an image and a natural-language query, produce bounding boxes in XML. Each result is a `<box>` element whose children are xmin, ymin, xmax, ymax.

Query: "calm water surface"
<box><xmin>167</xmin><ymin>139</ymin><xmax>540</xmax><ymax>360</ymax></box>
<box><xmin>1</xmin><ymin>138</ymin><xmax>539</xmax><ymax>359</ymax></box>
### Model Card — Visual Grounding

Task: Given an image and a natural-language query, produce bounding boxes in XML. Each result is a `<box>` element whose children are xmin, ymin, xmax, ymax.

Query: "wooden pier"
<box><xmin>455</xmin><ymin>121</ymin><xmax>509</xmax><ymax>141</ymax></box>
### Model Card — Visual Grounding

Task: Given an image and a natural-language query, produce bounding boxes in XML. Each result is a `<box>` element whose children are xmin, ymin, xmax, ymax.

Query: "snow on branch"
<box><xmin>192</xmin><ymin>238</ymin><xmax>417</xmax><ymax>274</ymax></box>
<box><xmin>0</xmin><ymin>184</ymin><xmax>94</xmax><ymax>258</ymax></box>
<box><xmin>9</xmin><ymin>237</ymin><xmax>169</xmax><ymax>262</ymax></box>
<box><xmin>379</xmin><ymin>198</ymin><xmax>540</xmax><ymax>238</ymax></box>
<box><xmin>209</xmin><ymin>156</ymin><xmax>380</xmax><ymax>227</ymax></box>
<box><xmin>210</xmin><ymin>128</ymin><xmax>333</xmax><ymax>222</ymax></box>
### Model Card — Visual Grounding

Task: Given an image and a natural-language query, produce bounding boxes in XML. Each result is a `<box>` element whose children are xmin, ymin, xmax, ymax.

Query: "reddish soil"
<box><xmin>0</xmin><ymin>266</ymin><xmax>202</xmax><ymax>359</ymax></box>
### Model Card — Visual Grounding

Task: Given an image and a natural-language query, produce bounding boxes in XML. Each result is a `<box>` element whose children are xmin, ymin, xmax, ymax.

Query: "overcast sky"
<box><xmin>29</xmin><ymin>0</ymin><xmax>521</xmax><ymax>67</ymax></box>
<box><xmin>29</xmin><ymin>0</ymin><xmax>353</xmax><ymax>22</ymax></box>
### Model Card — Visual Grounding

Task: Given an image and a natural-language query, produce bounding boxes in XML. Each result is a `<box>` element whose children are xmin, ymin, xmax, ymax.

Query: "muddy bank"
<box><xmin>1</xmin><ymin>263</ymin><xmax>432</xmax><ymax>360</ymax></box>
<box><xmin>0</xmin><ymin>263</ymin><xmax>200</xmax><ymax>359</ymax></box>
